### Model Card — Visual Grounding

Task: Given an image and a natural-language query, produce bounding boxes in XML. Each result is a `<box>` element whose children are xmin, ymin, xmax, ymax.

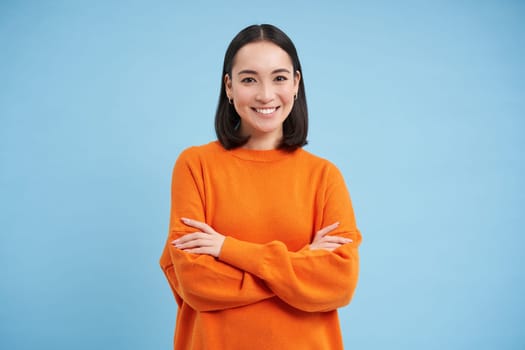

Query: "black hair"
<box><xmin>215</xmin><ymin>24</ymin><xmax>308</xmax><ymax>151</ymax></box>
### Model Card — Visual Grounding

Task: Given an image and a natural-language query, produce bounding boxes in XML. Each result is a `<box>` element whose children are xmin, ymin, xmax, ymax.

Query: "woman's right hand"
<box><xmin>309</xmin><ymin>222</ymin><xmax>353</xmax><ymax>252</ymax></box>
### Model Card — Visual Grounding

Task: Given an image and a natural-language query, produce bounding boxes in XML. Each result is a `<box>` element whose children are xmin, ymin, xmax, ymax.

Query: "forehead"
<box><xmin>232</xmin><ymin>41</ymin><xmax>293</xmax><ymax>73</ymax></box>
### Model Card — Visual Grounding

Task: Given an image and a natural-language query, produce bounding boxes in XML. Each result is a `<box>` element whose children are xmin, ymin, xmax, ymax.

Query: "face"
<box><xmin>225</xmin><ymin>41</ymin><xmax>300</xmax><ymax>148</ymax></box>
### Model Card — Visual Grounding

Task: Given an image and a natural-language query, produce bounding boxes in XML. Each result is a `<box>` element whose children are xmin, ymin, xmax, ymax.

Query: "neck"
<box><xmin>243</xmin><ymin>137</ymin><xmax>280</xmax><ymax>150</ymax></box>
<box><xmin>240</xmin><ymin>127</ymin><xmax>283</xmax><ymax>151</ymax></box>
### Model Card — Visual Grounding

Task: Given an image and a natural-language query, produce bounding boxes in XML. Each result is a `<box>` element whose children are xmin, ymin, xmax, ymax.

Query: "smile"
<box><xmin>253</xmin><ymin>107</ymin><xmax>279</xmax><ymax>115</ymax></box>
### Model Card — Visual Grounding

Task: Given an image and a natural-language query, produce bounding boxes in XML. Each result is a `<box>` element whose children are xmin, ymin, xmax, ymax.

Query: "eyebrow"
<box><xmin>237</xmin><ymin>68</ymin><xmax>292</xmax><ymax>75</ymax></box>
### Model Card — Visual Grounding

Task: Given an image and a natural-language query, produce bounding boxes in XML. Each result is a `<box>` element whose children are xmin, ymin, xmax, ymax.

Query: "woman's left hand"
<box><xmin>171</xmin><ymin>218</ymin><xmax>226</xmax><ymax>258</ymax></box>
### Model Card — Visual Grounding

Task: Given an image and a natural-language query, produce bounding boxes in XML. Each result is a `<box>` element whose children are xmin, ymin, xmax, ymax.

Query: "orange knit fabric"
<box><xmin>160</xmin><ymin>141</ymin><xmax>362</xmax><ymax>350</ymax></box>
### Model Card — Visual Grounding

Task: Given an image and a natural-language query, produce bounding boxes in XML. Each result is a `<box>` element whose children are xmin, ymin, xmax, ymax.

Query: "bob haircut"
<box><xmin>215</xmin><ymin>24</ymin><xmax>308</xmax><ymax>151</ymax></box>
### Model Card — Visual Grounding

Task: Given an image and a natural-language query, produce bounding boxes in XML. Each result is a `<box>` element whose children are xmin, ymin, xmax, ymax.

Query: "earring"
<box><xmin>228</xmin><ymin>97</ymin><xmax>233</xmax><ymax>105</ymax></box>
<box><xmin>294</xmin><ymin>94</ymin><xmax>298</xmax><ymax>101</ymax></box>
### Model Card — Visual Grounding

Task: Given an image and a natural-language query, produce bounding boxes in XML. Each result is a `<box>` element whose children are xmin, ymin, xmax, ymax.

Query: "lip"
<box><xmin>252</xmin><ymin>106</ymin><xmax>280</xmax><ymax>116</ymax></box>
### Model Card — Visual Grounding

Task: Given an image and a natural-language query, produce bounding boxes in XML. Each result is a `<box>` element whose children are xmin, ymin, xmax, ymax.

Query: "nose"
<box><xmin>255</xmin><ymin>82</ymin><xmax>274</xmax><ymax>104</ymax></box>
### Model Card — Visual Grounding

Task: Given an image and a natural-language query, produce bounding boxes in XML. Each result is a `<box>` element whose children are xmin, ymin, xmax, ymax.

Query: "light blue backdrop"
<box><xmin>1</xmin><ymin>0</ymin><xmax>523</xmax><ymax>349</ymax></box>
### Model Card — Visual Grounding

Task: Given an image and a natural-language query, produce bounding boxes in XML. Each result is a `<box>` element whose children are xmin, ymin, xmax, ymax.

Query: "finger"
<box><xmin>174</xmin><ymin>238</ymin><xmax>212</xmax><ymax>250</ymax></box>
<box><xmin>172</xmin><ymin>232</ymin><xmax>214</xmax><ymax>247</ymax></box>
<box><xmin>315</xmin><ymin>222</ymin><xmax>340</xmax><ymax>238</ymax></box>
<box><xmin>183</xmin><ymin>246</ymin><xmax>219</xmax><ymax>255</ymax></box>
<box><xmin>181</xmin><ymin>247</ymin><xmax>210</xmax><ymax>255</ymax></box>
<box><xmin>181</xmin><ymin>218</ymin><xmax>213</xmax><ymax>233</ymax></box>
<box><xmin>318</xmin><ymin>243</ymin><xmax>344</xmax><ymax>251</ymax></box>
<box><xmin>321</xmin><ymin>236</ymin><xmax>353</xmax><ymax>244</ymax></box>
<box><xmin>310</xmin><ymin>242</ymin><xmax>341</xmax><ymax>251</ymax></box>
<box><xmin>172</xmin><ymin>232</ymin><xmax>206</xmax><ymax>245</ymax></box>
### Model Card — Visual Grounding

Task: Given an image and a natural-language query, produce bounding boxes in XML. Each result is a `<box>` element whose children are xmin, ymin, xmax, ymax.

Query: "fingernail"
<box><xmin>181</xmin><ymin>218</ymin><xmax>189</xmax><ymax>223</ymax></box>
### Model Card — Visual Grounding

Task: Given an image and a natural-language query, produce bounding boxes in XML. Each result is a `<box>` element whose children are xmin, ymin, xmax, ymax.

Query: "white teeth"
<box><xmin>255</xmin><ymin>107</ymin><xmax>276</xmax><ymax>115</ymax></box>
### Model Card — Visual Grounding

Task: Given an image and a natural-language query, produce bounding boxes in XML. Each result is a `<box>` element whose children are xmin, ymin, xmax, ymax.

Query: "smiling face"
<box><xmin>225</xmin><ymin>41</ymin><xmax>300</xmax><ymax>149</ymax></box>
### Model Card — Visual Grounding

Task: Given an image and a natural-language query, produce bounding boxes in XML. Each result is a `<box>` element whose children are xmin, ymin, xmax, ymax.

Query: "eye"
<box><xmin>241</xmin><ymin>77</ymin><xmax>256</xmax><ymax>84</ymax></box>
<box><xmin>274</xmin><ymin>75</ymin><xmax>288</xmax><ymax>82</ymax></box>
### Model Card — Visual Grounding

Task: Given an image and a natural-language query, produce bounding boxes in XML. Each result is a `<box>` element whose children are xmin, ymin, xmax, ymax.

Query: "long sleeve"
<box><xmin>159</xmin><ymin>148</ymin><xmax>275</xmax><ymax>312</ymax></box>
<box><xmin>217</xmin><ymin>163</ymin><xmax>361</xmax><ymax>313</ymax></box>
<box><xmin>159</xmin><ymin>141</ymin><xmax>361</xmax><ymax>350</ymax></box>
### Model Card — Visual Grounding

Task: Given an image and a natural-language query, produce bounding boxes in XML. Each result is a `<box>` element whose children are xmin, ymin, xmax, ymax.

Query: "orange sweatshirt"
<box><xmin>160</xmin><ymin>141</ymin><xmax>362</xmax><ymax>350</ymax></box>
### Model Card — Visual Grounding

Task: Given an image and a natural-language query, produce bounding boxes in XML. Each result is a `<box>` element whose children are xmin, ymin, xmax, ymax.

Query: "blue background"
<box><xmin>1</xmin><ymin>0</ymin><xmax>523</xmax><ymax>349</ymax></box>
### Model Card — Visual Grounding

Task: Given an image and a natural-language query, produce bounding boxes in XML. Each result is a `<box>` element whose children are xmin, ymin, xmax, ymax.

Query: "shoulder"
<box><xmin>172</xmin><ymin>141</ymin><xmax>226</xmax><ymax>175</ymax></box>
<box><xmin>296</xmin><ymin>148</ymin><xmax>341</xmax><ymax>174</ymax></box>
<box><xmin>176</xmin><ymin>141</ymin><xmax>225</xmax><ymax>163</ymax></box>
<box><xmin>296</xmin><ymin>148</ymin><xmax>350</xmax><ymax>191</ymax></box>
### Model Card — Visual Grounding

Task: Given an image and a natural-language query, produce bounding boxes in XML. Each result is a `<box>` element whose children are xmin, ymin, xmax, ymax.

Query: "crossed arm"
<box><xmin>160</xmin><ymin>149</ymin><xmax>361</xmax><ymax>313</ymax></box>
<box><xmin>172</xmin><ymin>218</ymin><xmax>352</xmax><ymax>257</ymax></box>
<box><xmin>163</xmin><ymin>217</ymin><xmax>360</xmax><ymax>313</ymax></box>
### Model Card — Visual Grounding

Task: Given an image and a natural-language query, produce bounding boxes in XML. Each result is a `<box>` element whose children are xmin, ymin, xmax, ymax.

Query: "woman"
<box><xmin>160</xmin><ymin>24</ymin><xmax>362</xmax><ymax>349</ymax></box>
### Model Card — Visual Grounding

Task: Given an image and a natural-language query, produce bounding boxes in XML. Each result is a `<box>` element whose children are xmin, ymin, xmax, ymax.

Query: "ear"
<box><xmin>294</xmin><ymin>70</ymin><xmax>301</xmax><ymax>91</ymax></box>
<box><xmin>224</xmin><ymin>74</ymin><xmax>233</xmax><ymax>98</ymax></box>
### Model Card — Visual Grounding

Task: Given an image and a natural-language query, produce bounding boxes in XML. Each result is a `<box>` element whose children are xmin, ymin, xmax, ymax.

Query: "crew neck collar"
<box><xmin>227</xmin><ymin>145</ymin><xmax>298</xmax><ymax>162</ymax></box>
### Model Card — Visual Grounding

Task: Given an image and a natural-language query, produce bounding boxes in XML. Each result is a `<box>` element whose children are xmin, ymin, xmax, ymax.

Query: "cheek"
<box><xmin>279</xmin><ymin>91</ymin><xmax>295</xmax><ymax>105</ymax></box>
<box><xmin>233</xmin><ymin>89</ymin><xmax>253</xmax><ymax>106</ymax></box>
<box><xmin>278</xmin><ymin>84</ymin><xmax>296</xmax><ymax>104</ymax></box>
